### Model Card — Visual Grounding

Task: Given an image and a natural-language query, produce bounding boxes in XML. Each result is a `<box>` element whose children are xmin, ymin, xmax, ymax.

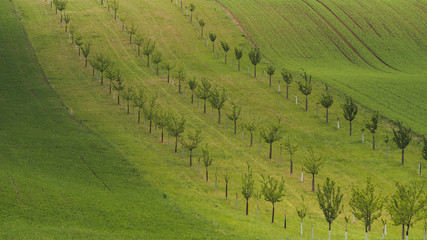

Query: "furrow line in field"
<box><xmin>330</xmin><ymin>1</ymin><xmax>364</xmax><ymax>33</ymax></box>
<box><xmin>314</xmin><ymin>0</ymin><xmax>398</xmax><ymax>71</ymax></box>
<box><xmin>80</xmin><ymin>155</ymin><xmax>112</xmax><ymax>191</ymax></box>
<box><xmin>9</xmin><ymin>177</ymin><xmax>26</xmax><ymax>214</ymax></box>
<box><xmin>300</xmin><ymin>0</ymin><xmax>378</xmax><ymax>70</ymax></box>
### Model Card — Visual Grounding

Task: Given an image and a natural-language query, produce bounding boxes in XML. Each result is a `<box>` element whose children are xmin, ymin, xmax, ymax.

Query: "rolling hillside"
<box><xmin>2</xmin><ymin>0</ymin><xmax>426</xmax><ymax>239</ymax></box>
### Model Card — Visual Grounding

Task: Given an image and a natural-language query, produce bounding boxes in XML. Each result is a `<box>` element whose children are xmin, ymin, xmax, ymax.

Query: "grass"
<box><xmin>3</xmin><ymin>0</ymin><xmax>426</xmax><ymax>239</ymax></box>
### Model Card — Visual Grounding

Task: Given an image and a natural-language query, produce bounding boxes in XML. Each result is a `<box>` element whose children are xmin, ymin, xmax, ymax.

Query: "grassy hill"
<box><xmin>216</xmin><ymin>0</ymin><xmax>427</xmax><ymax>136</ymax></box>
<box><xmin>3</xmin><ymin>0</ymin><xmax>426</xmax><ymax>239</ymax></box>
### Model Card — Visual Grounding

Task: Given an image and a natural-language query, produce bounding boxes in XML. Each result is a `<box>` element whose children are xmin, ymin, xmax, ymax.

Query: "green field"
<box><xmin>1</xmin><ymin>0</ymin><xmax>426</xmax><ymax>239</ymax></box>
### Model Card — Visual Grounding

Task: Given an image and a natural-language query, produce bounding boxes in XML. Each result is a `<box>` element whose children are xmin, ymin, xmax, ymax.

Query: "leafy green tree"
<box><xmin>282</xmin><ymin>137</ymin><xmax>298</xmax><ymax>174</ymax></box>
<box><xmin>94</xmin><ymin>54</ymin><xmax>111</xmax><ymax>85</ymax></box>
<box><xmin>189</xmin><ymin>3</ymin><xmax>195</xmax><ymax>23</ymax></box>
<box><xmin>421</xmin><ymin>136</ymin><xmax>427</xmax><ymax>174</ymax></box>
<box><xmin>260</xmin><ymin>175</ymin><xmax>285</xmax><ymax>223</ymax></box>
<box><xmin>296</xmin><ymin>195</ymin><xmax>307</xmax><ymax>236</ymax></box>
<box><xmin>142</xmin><ymin>95</ymin><xmax>157</xmax><ymax>134</ymax></box>
<box><xmin>241</xmin><ymin>163</ymin><xmax>255</xmax><ymax>215</ymax></box>
<box><xmin>365</xmin><ymin>111</ymin><xmax>379</xmax><ymax>150</ymax></box>
<box><xmin>350</xmin><ymin>178</ymin><xmax>383</xmax><ymax>239</ymax></box>
<box><xmin>209</xmin><ymin>33</ymin><xmax>216</xmax><ymax>53</ymax></box>
<box><xmin>113</xmin><ymin>70</ymin><xmax>124</xmax><ymax>105</ymax></box>
<box><xmin>119</xmin><ymin>16</ymin><xmax>127</xmax><ymax>32</ymax></box>
<box><xmin>143</xmin><ymin>39</ymin><xmax>156</xmax><ymax>67</ymax></box>
<box><xmin>152</xmin><ymin>52</ymin><xmax>162</xmax><ymax>75</ymax></box>
<box><xmin>81</xmin><ymin>42</ymin><xmax>91</xmax><ymax>67</ymax></box>
<box><xmin>227</xmin><ymin>102</ymin><xmax>241</xmax><ymax>135</ymax></box>
<box><xmin>175</xmin><ymin>66</ymin><xmax>185</xmax><ymax>93</ymax></box>
<box><xmin>304</xmin><ymin>149</ymin><xmax>325</xmax><ymax>192</ymax></box>
<box><xmin>224</xmin><ymin>170</ymin><xmax>230</xmax><ymax>199</ymax></box>
<box><xmin>387</xmin><ymin>182</ymin><xmax>426</xmax><ymax>240</ymax></box>
<box><xmin>221</xmin><ymin>41</ymin><xmax>230</xmax><ymax>64</ymax></box>
<box><xmin>55</xmin><ymin>0</ymin><xmax>67</xmax><ymax>23</ymax></box>
<box><xmin>181</xmin><ymin>130</ymin><xmax>202</xmax><ymax>166</ymax></box>
<box><xmin>122</xmin><ymin>85</ymin><xmax>134</xmax><ymax>114</ymax></box>
<box><xmin>74</xmin><ymin>35</ymin><xmax>83</xmax><ymax>56</ymax></box>
<box><xmin>265</xmin><ymin>64</ymin><xmax>275</xmax><ymax>87</ymax></box>
<box><xmin>281</xmin><ymin>68</ymin><xmax>293</xmax><ymax>99</ymax></box>
<box><xmin>317</xmin><ymin>178</ymin><xmax>343</xmax><ymax>240</ymax></box>
<box><xmin>154</xmin><ymin>108</ymin><xmax>170</xmax><ymax>143</ymax></box>
<box><xmin>134</xmin><ymin>34</ymin><xmax>144</xmax><ymax>56</ymax></box>
<box><xmin>110</xmin><ymin>0</ymin><xmax>119</xmax><ymax>20</ymax></box>
<box><xmin>392</xmin><ymin>121</ymin><xmax>412</xmax><ymax>166</ymax></box>
<box><xmin>133</xmin><ymin>86</ymin><xmax>145</xmax><ymax>123</ymax></box>
<box><xmin>167</xmin><ymin>114</ymin><xmax>186</xmax><ymax>153</ymax></box>
<box><xmin>244</xmin><ymin>121</ymin><xmax>256</xmax><ymax>146</ymax></box>
<box><xmin>248</xmin><ymin>47</ymin><xmax>261</xmax><ymax>78</ymax></box>
<box><xmin>319</xmin><ymin>84</ymin><xmax>334</xmax><ymax>123</ymax></box>
<box><xmin>105</xmin><ymin>65</ymin><xmax>117</xmax><ymax>94</ymax></box>
<box><xmin>187</xmin><ymin>77</ymin><xmax>198</xmax><ymax>104</ymax></box>
<box><xmin>63</xmin><ymin>13</ymin><xmax>70</xmax><ymax>32</ymax></box>
<box><xmin>234</xmin><ymin>48</ymin><xmax>243</xmax><ymax>71</ymax></box>
<box><xmin>297</xmin><ymin>71</ymin><xmax>313</xmax><ymax>112</ymax></box>
<box><xmin>342</xmin><ymin>97</ymin><xmax>358</xmax><ymax>136</ymax></box>
<box><xmin>198</xmin><ymin>19</ymin><xmax>205</xmax><ymax>39</ymax></box>
<box><xmin>126</xmin><ymin>24</ymin><xmax>137</xmax><ymax>44</ymax></box>
<box><xmin>209</xmin><ymin>88</ymin><xmax>227</xmax><ymax>124</ymax></box>
<box><xmin>200</xmin><ymin>144</ymin><xmax>213</xmax><ymax>182</ymax></box>
<box><xmin>195</xmin><ymin>78</ymin><xmax>212</xmax><ymax>114</ymax></box>
<box><xmin>162</xmin><ymin>62</ymin><xmax>175</xmax><ymax>83</ymax></box>
<box><xmin>260</xmin><ymin>119</ymin><xmax>285</xmax><ymax>159</ymax></box>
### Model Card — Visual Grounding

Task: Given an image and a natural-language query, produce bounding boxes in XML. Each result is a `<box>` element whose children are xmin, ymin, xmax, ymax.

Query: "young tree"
<box><xmin>392</xmin><ymin>121</ymin><xmax>412</xmax><ymax>166</ymax></box>
<box><xmin>134</xmin><ymin>34</ymin><xmax>144</xmax><ymax>56</ymax></box>
<box><xmin>209</xmin><ymin>87</ymin><xmax>227</xmax><ymax>124</ymax></box>
<box><xmin>241</xmin><ymin>163</ymin><xmax>255</xmax><ymax>216</ymax></box>
<box><xmin>69</xmin><ymin>26</ymin><xmax>76</xmax><ymax>44</ymax></box>
<box><xmin>387</xmin><ymin>182</ymin><xmax>426</xmax><ymax>240</ymax></box>
<box><xmin>265</xmin><ymin>64</ymin><xmax>275</xmax><ymax>87</ymax></box>
<box><xmin>142</xmin><ymin>95</ymin><xmax>157</xmax><ymax>134</ymax></box>
<box><xmin>248</xmin><ymin>47</ymin><xmax>261</xmax><ymax>78</ymax></box>
<box><xmin>244</xmin><ymin>121</ymin><xmax>256</xmax><ymax>146</ymax></box>
<box><xmin>106</xmin><ymin>65</ymin><xmax>117</xmax><ymax>94</ymax></box>
<box><xmin>304</xmin><ymin>149</ymin><xmax>325</xmax><ymax>192</ymax></box>
<box><xmin>133</xmin><ymin>86</ymin><xmax>145</xmax><ymax>124</ymax></box>
<box><xmin>282</xmin><ymin>137</ymin><xmax>298</xmax><ymax>174</ymax></box>
<box><xmin>342</xmin><ymin>97</ymin><xmax>358</xmax><ymax>136</ymax></box>
<box><xmin>260</xmin><ymin>175</ymin><xmax>285</xmax><ymax>223</ymax></box>
<box><xmin>94</xmin><ymin>54</ymin><xmax>111</xmax><ymax>85</ymax></box>
<box><xmin>317</xmin><ymin>178</ymin><xmax>343</xmax><ymax>240</ymax></box>
<box><xmin>142</xmin><ymin>39</ymin><xmax>156</xmax><ymax>67</ymax></box>
<box><xmin>74</xmin><ymin>35</ymin><xmax>83</xmax><ymax>56</ymax></box>
<box><xmin>260</xmin><ymin>119</ymin><xmax>285</xmax><ymax>159</ymax></box>
<box><xmin>56</xmin><ymin>0</ymin><xmax>67</xmax><ymax>23</ymax></box>
<box><xmin>209</xmin><ymin>33</ymin><xmax>216</xmax><ymax>53</ymax></box>
<box><xmin>187</xmin><ymin>77</ymin><xmax>198</xmax><ymax>104</ymax></box>
<box><xmin>350</xmin><ymin>178</ymin><xmax>383</xmax><ymax>240</ymax></box>
<box><xmin>154</xmin><ymin>108</ymin><xmax>170</xmax><ymax>143</ymax></box>
<box><xmin>167</xmin><ymin>114</ymin><xmax>186</xmax><ymax>153</ymax></box>
<box><xmin>110</xmin><ymin>0</ymin><xmax>119</xmax><ymax>20</ymax></box>
<box><xmin>421</xmin><ymin>136</ymin><xmax>427</xmax><ymax>174</ymax></box>
<box><xmin>152</xmin><ymin>52</ymin><xmax>162</xmax><ymax>75</ymax></box>
<box><xmin>297</xmin><ymin>71</ymin><xmax>313</xmax><ymax>112</ymax></box>
<box><xmin>175</xmin><ymin>66</ymin><xmax>186</xmax><ymax>94</ymax></box>
<box><xmin>181</xmin><ymin>130</ymin><xmax>202</xmax><ymax>166</ymax></box>
<box><xmin>119</xmin><ymin>16</ymin><xmax>127</xmax><ymax>32</ymax></box>
<box><xmin>220</xmin><ymin>41</ymin><xmax>230</xmax><ymax>64</ymax></box>
<box><xmin>234</xmin><ymin>48</ymin><xmax>243</xmax><ymax>71</ymax></box>
<box><xmin>198</xmin><ymin>19</ymin><xmax>205</xmax><ymax>39</ymax></box>
<box><xmin>189</xmin><ymin>3</ymin><xmax>195</xmax><ymax>23</ymax></box>
<box><xmin>201</xmin><ymin>144</ymin><xmax>213</xmax><ymax>182</ymax></box>
<box><xmin>296</xmin><ymin>195</ymin><xmax>307</xmax><ymax>235</ymax></box>
<box><xmin>162</xmin><ymin>62</ymin><xmax>175</xmax><ymax>83</ymax></box>
<box><xmin>224</xmin><ymin>170</ymin><xmax>230</xmax><ymax>199</ymax></box>
<box><xmin>113</xmin><ymin>70</ymin><xmax>124</xmax><ymax>105</ymax></box>
<box><xmin>81</xmin><ymin>42</ymin><xmax>91</xmax><ymax>67</ymax></box>
<box><xmin>365</xmin><ymin>111</ymin><xmax>379</xmax><ymax>150</ymax></box>
<box><xmin>63</xmin><ymin>13</ymin><xmax>70</xmax><ymax>32</ymax></box>
<box><xmin>122</xmin><ymin>85</ymin><xmax>134</xmax><ymax>114</ymax></box>
<box><xmin>319</xmin><ymin>84</ymin><xmax>334</xmax><ymax>123</ymax></box>
<box><xmin>281</xmin><ymin>68</ymin><xmax>293</xmax><ymax>99</ymax></box>
<box><xmin>227</xmin><ymin>102</ymin><xmax>241</xmax><ymax>135</ymax></box>
<box><xmin>195</xmin><ymin>78</ymin><xmax>212</xmax><ymax>114</ymax></box>
<box><xmin>126</xmin><ymin>24</ymin><xmax>137</xmax><ymax>44</ymax></box>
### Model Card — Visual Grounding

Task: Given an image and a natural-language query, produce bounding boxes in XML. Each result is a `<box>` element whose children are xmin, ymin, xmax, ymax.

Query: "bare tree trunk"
<box><xmin>137</xmin><ymin>108</ymin><xmax>141</xmax><ymax>123</ymax></box>
<box><xmin>312</xmin><ymin>174</ymin><xmax>315</xmax><ymax>191</ymax></box>
<box><xmin>189</xmin><ymin>150</ymin><xmax>193</xmax><ymax>166</ymax></box>
<box><xmin>326</xmin><ymin>108</ymin><xmax>329</xmax><ymax>122</ymax></box>
<box><xmin>218</xmin><ymin>109</ymin><xmax>221</xmax><ymax>124</ymax></box>
<box><xmin>225</xmin><ymin>183</ymin><xmax>228</xmax><ymax>198</ymax></box>
<box><xmin>101</xmin><ymin>71</ymin><xmax>104</xmax><ymax>85</ymax></box>
<box><xmin>269</xmin><ymin>143</ymin><xmax>272</xmax><ymax>159</ymax></box>
<box><xmin>175</xmin><ymin>136</ymin><xmax>178</xmax><ymax>153</ymax></box>
<box><xmin>238</xmin><ymin>60</ymin><xmax>240</xmax><ymax>71</ymax></box>
<box><xmin>127</xmin><ymin>101</ymin><xmax>129</xmax><ymax>114</ymax></box>
<box><xmin>269</xmin><ymin>75</ymin><xmax>272</xmax><ymax>87</ymax></box>
<box><xmin>246</xmin><ymin>199</ymin><xmax>249</xmax><ymax>215</ymax></box>
<box><xmin>350</xmin><ymin>120</ymin><xmax>352</xmax><ymax>136</ymax></box>
<box><xmin>250</xmin><ymin>133</ymin><xmax>253</xmax><ymax>146</ymax></box>
<box><xmin>191</xmin><ymin>92</ymin><xmax>194</xmax><ymax>103</ymax></box>
<box><xmin>305</xmin><ymin>95</ymin><xmax>308</xmax><ymax>111</ymax></box>
<box><xmin>234</xmin><ymin>121</ymin><xmax>237</xmax><ymax>134</ymax></box>
<box><xmin>206</xmin><ymin>168</ymin><xmax>209</xmax><ymax>182</ymax></box>
<box><xmin>161</xmin><ymin>129</ymin><xmax>164</xmax><ymax>143</ymax></box>
<box><xmin>401</xmin><ymin>149</ymin><xmax>405</xmax><ymax>165</ymax></box>
<box><xmin>271</xmin><ymin>202</ymin><xmax>275</xmax><ymax>223</ymax></box>
<box><xmin>204</xmin><ymin>99</ymin><xmax>207</xmax><ymax>113</ymax></box>
<box><xmin>254</xmin><ymin>65</ymin><xmax>257</xmax><ymax>78</ymax></box>
<box><xmin>147</xmin><ymin>54</ymin><xmax>150</xmax><ymax>67</ymax></box>
<box><xmin>286</xmin><ymin>85</ymin><xmax>289</xmax><ymax>99</ymax></box>
<box><xmin>402</xmin><ymin>224</ymin><xmax>405</xmax><ymax>240</ymax></box>
<box><xmin>373</xmin><ymin>133</ymin><xmax>375</xmax><ymax>150</ymax></box>
<box><xmin>290</xmin><ymin>153</ymin><xmax>293</xmax><ymax>174</ymax></box>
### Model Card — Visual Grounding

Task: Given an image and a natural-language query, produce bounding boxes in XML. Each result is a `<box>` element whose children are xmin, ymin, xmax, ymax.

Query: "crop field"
<box><xmin>217</xmin><ymin>0</ymin><xmax>427</xmax><ymax>135</ymax></box>
<box><xmin>1</xmin><ymin>0</ymin><xmax>426</xmax><ymax>239</ymax></box>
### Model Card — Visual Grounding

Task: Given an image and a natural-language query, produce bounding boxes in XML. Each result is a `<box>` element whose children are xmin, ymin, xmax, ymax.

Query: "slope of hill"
<box><xmin>217</xmin><ymin>0</ymin><xmax>427</xmax><ymax>135</ymax></box>
<box><xmin>6</xmin><ymin>0</ymin><xmax>426</xmax><ymax>239</ymax></box>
